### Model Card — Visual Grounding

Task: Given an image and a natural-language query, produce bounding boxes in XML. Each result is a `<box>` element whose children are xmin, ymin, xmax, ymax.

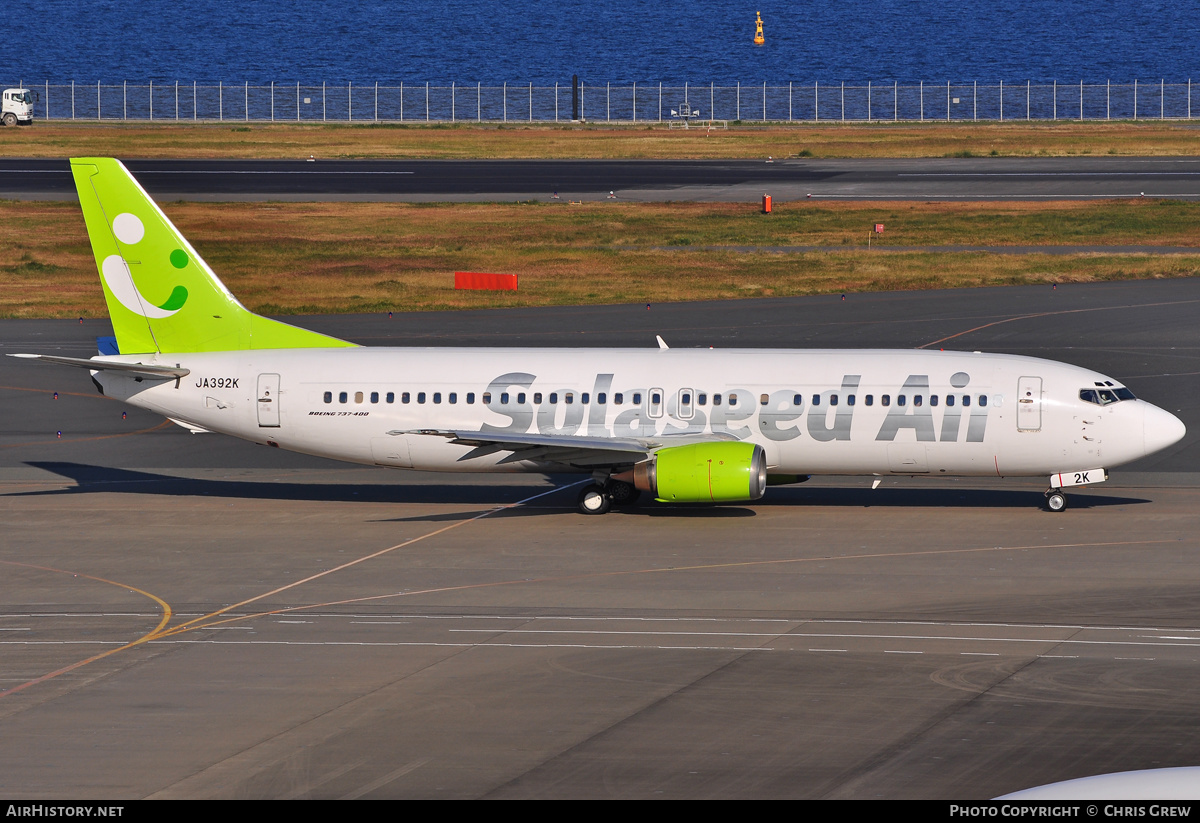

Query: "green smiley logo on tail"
<box><xmin>72</xmin><ymin>158</ymin><xmax>355</xmax><ymax>355</ymax></box>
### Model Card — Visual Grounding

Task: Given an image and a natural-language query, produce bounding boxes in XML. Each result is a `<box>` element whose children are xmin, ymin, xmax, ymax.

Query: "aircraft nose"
<box><xmin>1142</xmin><ymin>403</ymin><xmax>1186</xmax><ymax>457</ymax></box>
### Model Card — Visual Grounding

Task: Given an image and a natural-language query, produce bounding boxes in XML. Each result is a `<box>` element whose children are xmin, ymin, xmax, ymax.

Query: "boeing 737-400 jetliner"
<box><xmin>12</xmin><ymin>158</ymin><xmax>1187</xmax><ymax>514</ymax></box>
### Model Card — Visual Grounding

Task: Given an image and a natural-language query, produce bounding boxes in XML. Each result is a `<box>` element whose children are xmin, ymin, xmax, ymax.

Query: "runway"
<box><xmin>2</xmin><ymin>279</ymin><xmax>1199</xmax><ymax>798</ymax></box>
<box><xmin>6</xmin><ymin>156</ymin><xmax>1200</xmax><ymax>201</ymax></box>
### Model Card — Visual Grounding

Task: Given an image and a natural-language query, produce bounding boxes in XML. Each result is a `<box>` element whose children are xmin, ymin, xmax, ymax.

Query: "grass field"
<box><xmin>4</xmin><ymin>198</ymin><xmax>1198</xmax><ymax>318</ymax></box>
<box><xmin>2</xmin><ymin>121</ymin><xmax>1200</xmax><ymax>159</ymax></box>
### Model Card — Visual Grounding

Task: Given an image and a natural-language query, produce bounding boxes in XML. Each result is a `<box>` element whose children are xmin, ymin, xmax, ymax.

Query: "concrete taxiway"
<box><xmin>1</xmin><ymin>279</ymin><xmax>1198</xmax><ymax>798</ymax></box>
<box><xmin>6</xmin><ymin>156</ymin><xmax>1200</xmax><ymax>202</ymax></box>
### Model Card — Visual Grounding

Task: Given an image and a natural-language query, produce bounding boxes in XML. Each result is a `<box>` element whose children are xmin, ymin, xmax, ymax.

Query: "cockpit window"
<box><xmin>1080</xmin><ymin>387</ymin><xmax>1136</xmax><ymax>405</ymax></box>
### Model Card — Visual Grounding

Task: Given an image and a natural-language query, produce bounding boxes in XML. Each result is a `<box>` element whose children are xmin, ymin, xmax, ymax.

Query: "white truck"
<box><xmin>2</xmin><ymin>88</ymin><xmax>35</xmax><ymax>126</ymax></box>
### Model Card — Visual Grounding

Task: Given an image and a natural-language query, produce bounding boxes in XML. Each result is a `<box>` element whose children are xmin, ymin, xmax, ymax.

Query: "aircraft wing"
<box><xmin>391</xmin><ymin>428</ymin><xmax>742</xmax><ymax>468</ymax></box>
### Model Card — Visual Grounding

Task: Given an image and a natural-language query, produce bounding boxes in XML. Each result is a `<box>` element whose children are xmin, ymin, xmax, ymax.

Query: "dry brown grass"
<box><xmin>3</xmin><ymin>198</ymin><xmax>1198</xmax><ymax>318</ymax></box>
<box><xmin>2</xmin><ymin>121</ymin><xmax>1199</xmax><ymax>159</ymax></box>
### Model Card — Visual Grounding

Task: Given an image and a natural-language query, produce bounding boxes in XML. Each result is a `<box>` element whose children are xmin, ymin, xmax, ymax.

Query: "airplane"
<box><xmin>12</xmin><ymin>158</ymin><xmax>1187</xmax><ymax>515</ymax></box>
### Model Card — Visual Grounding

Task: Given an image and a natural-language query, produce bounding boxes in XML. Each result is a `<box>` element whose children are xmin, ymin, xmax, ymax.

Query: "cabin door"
<box><xmin>257</xmin><ymin>373</ymin><xmax>281</xmax><ymax>427</ymax></box>
<box><xmin>1016</xmin><ymin>376</ymin><xmax>1042</xmax><ymax>431</ymax></box>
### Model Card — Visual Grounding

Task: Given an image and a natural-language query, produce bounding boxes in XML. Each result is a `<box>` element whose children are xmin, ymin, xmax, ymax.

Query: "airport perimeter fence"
<box><xmin>7</xmin><ymin>80</ymin><xmax>1200</xmax><ymax>124</ymax></box>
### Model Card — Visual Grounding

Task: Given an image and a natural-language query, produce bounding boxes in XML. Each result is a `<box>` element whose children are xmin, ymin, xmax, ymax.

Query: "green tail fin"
<box><xmin>71</xmin><ymin>157</ymin><xmax>355</xmax><ymax>354</ymax></box>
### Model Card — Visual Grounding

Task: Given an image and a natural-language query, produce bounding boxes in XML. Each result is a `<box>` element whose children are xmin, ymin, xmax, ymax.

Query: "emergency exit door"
<box><xmin>1016</xmin><ymin>376</ymin><xmax>1042</xmax><ymax>431</ymax></box>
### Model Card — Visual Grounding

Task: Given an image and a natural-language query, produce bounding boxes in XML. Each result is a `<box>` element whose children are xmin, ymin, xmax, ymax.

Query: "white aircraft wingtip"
<box><xmin>656</xmin><ymin>335</ymin><xmax>669</xmax><ymax>350</ymax></box>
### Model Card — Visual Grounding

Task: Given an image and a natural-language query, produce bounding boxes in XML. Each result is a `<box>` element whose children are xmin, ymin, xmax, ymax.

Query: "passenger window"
<box><xmin>418</xmin><ymin>392</ymin><xmax>426</xmax><ymax>404</ymax></box>
<box><xmin>565</xmin><ymin>393</ymin><xmax>574</xmax><ymax>404</ymax></box>
<box><xmin>697</xmin><ymin>393</ymin><xmax>706</xmax><ymax>406</ymax></box>
<box><xmin>449</xmin><ymin>392</ymin><xmax>458</xmax><ymax>404</ymax></box>
<box><xmin>633</xmin><ymin>392</ymin><xmax>642</xmax><ymax>404</ymax></box>
<box><xmin>339</xmin><ymin>391</ymin><xmax>348</xmax><ymax>404</ymax></box>
<box><xmin>516</xmin><ymin>393</ymin><xmax>525</xmax><ymax>404</ymax></box>
<box><xmin>323</xmin><ymin>391</ymin><xmax>332</xmax><ymax>404</ymax></box>
<box><xmin>482</xmin><ymin>392</ymin><xmax>491</xmax><ymax>404</ymax></box>
<box><xmin>830</xmin><ymin>394</ymin><xmax>839</xmax><ymax>406</ymax></box>
<box><xmin>500</xmin><ymin>392</ymin><xmax>509</xmax><ymax>404</ymax></box>
<box><xmin>432</xmin><ymin>392</ymin><xmax>440</xmax><ymax>404</ymax></box>
<box><xmin>946</xmin><ymin>395</ymin><xmax>955</xmax><ymax>407</ymax></box>
<box><xmin>793</xmin><ymin>394</ymin><xmax>803</xmax><ymax>406</ymax></box>
<box><xmin>582</xmin><ymin>392</ymin><xmax>590</xmax><ymax>403</ymax></box>
<box><xmin>729</xmin><ymin>394</ymin><xmax>738</xmax><ymax>407</ymax></box>
<box><xmin>812</xmin><ymin>394</ymin><xmax>820</xmax><ymax>406</ymax></box>
<box><xmin>760</xmin><ymin>394</ymin><xmax>769</xmax><ymax>406</ymax></box>
<box><xmin>353</xmin><ymin>391</ymin><xmax>363</xmax><ymax>404</ymax></box>
<box><xmin>370</xmin><ymin>391</ymin><xmax>379</xmax><ymax>404</ymax></box>
<box><xmin>614</xmin><ymin>393</ymin><xmax>623</xmax><ymax>405</ymax></box>
<box><xmin>466</xmin><ymin>392</ymin><xmax>475</xmax><ymax>404</ymax></box>
<box><xmin>534</xmin><ymin>392</ymin><xmax>543</xmax><ymax>404</ymax></box>
<box><xmin>549</xmin><ymin>392</ymin><xmax>558</xmax><ymax>404</ymax></box>
<box><xmin>713</xmin><ymin>394</ymin><xmax>722</xmax><ymax>406</ymax></box>
<box><xmin>847</xmin><ymin>395</ymin><xmax>855</xmax><ymax>406</ymax></box>
<box><xmin>386</xmin><ymin>392</ymin><xmax>394</xmax><ymax>403</ymax></box>
<box><xmin>402</xmin><ymin>392</ymin><xmax>411</xmax><ymax>404</ymax></box>
<box><xmin>979</xmin><ymin>395</ymin><xmax>987</xmax><ymax>407</ymax></box>
<box><xmin>962</xmin><ymin>395</ymin><xmax>970</xmax><ymax>407</ymax></box>
<box><xmin>598</xmin><ymin>392</ymin><xmax>606</xmax><ymax>404</ymax></box>
<box><xmin>930</xmin><ymin>395</ymin><xmax>938</xmax><ymax>406</ymax></box>
<box><xmin>898</xmin><ymin>395</ymin><xmax>906</xmax><ymax>407</ymax></box>
<box><xmin>865</xmin><ymin>394</ymin><xmax>874</xmax><ymax>406</ymax></box>
<box><xmin>881</xmin><ymin>395</ymin><xmax>890</xmax><ymax>407</ymax></box>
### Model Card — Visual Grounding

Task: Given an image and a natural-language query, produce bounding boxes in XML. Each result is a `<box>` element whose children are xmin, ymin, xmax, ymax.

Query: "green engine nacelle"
<box><xmin>631</xmin><ymin>442</ymin><xmax>768</xmax><ymax>503</ymax></box>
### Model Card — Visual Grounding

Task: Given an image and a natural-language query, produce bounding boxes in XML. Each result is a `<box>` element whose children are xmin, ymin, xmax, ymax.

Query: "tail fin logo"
<box><xmin>101</xmin><ymin>212</ymin><xmax>189</xmax><ymax>319</ymax></box>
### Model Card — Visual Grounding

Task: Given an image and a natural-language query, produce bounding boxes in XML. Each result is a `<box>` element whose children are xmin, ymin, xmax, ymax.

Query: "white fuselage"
<box><xmin>93</xmin><ymin>347</ymin><xmax>1180</xmax><ymax>478</ymax></box>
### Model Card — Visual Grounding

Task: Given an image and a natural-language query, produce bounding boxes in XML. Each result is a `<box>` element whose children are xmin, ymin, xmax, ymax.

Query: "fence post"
<box><xmin>920</xmin><ymin>80</ymin><xmax>923</xmax><ymax>121</ymax></box>
<box><xmin>149</xmin><ymin>80</ymin><xmax>153</xmax><ymax>120</ymax></box>
<box><xmin>246</xmin><ymin>81</ymin><xmax>249</xmax><ymax>121</ymax></box>
<box><xmin>401</xmin><ymin>81</ymin><xmax>404</xmax><ymax>122</ymax></box>
<box><xmin>815</xmin><ymin>81</ymin><xmax>818</xmax><ymax>122</ymax></box>
<box><xmin>973</xmin><ymin>80</ymin><xmax>977</xmax><ymax>121</ymax></box>
<box><xmin>739</xmin><ymin>81</ymin><xmax>742</xmax><ymax>120</ymax></box>
<box><xmin>789</xmin><ymin>81</ymin><xmax>792</xmax><ymax>121</ymax></box>
<box><xmin>1134</xmin><ymin>79</ymin><xmax>1138</xmax><ymax>120</ymax></box>
<box><xmin>867</xmin><ymin>80</ymin><xmax>871</xmax><ymax>120</ymax></box>
<box><xmin>711</xmin><ymin>82</ymin><xmax>714</xmax><ymax>121</ymax></box>
<box><xmin>195</xmin><ymin>80</ymin><xmax>198</xmax><ymax>121</ymax></box>
<box><xmin>762</xmin><ymin>81</ymin><xmax>766</xmax><ymax>120</ymax></box>
<box><xmin>840</xmin><ymin>81</ymin><xmax>843</xmax><ymax>121</ymax></box>
<box><xmin>581</xmin><ymin>81</ymin><xmax>584</xmax><ymax>120</ymax></box>
<box><xmin>1026</xmin><ymin>80</ymin><xmax>1030</xmax><ymax>120</ymax></box>
<box><xmin>45</xmin><ymin>81</ymin><xmax>49</xmax><ymax>120</ymax></box>
<box><xmin>71</xmin><ymin>80</ymin><xmax>74</xmax><ymax>120</ymax></box>
<box><xmin>946</xmin><ymin>80</ymin><xmax>949</xmax><ymax>122</ymax></box>
<box><xmin>1189</xmin><ymin>79</ymin><xmax>1192</xmax><ymax>120</ymax></box>
<box><xmin>894</xmin><ymin>80</ymin><xmax>897</xmax><ymax>121</ymax></box>
<box><xmin>529</xmin><ymin>82</ymin><xmax>532</xmax><ymax>122</ymax></box>
<box><xmin>477</xmin><ymin>81</ymin><xmax>480</xmax><ymax>122</ymax></box>
<box><xmin>348</xmin><ymin>81</ymin><xmax>352</xmax><ymax>121</ymax></box>
<box><xmin>1000</xmin><ymin>80</ymin><xmax>1003</xmax><ymax>121</ymax></box>
<box><xmin>1052</xmin><ymin>79</ymin><xmax>1056</xmax><ymax>120</ymax></box>
<box><xmin>426</xmin><ymin>82</ymin><xmax>429</xmax><ymax>122</ymax></box>
<box><xmin>97</xmin><ymin>81</ymin><xmax>100</xmax><ymax>121</ymax></box>
<box><xmin>1161</xmin><ymin>78</ymin><xmax>1165</xmax><ymax>119</ymax></box>
<box><xmin>504</xmin><ymin>81</ymin><xmax>508</xmax><ymax>122</ymax></box>
<box><xmin>375</xmin><ymin>81</ymin><xmax>378</xmax><ymax>121</ymax></box>
<box><xmin>607</xmin><ymin>82</ymin><xmax>610</xmax><ymax>122</ymax></box>
<box><xmin>219</xmin><ymin>80</ymin><xmax>223</xmax><ymax>121</ymax></box>
<box><xmin>632</xmin><ymin>81</ymin><xmax>636</xmax><ymax>122</ymax></box>
<box><xmin>322</xmin><ymin>81</ymin><xmax>326</xmax><ymax>121</ymax></box>
<box><xmin>296</xmin><ymin>82</ymin><xmax>299</xmax><ymax>121</ymax></box>
<box><xmin>1079</xmin><ymin>79</ymin><xmax>1083</xmax><ymax>121</ymax></box>
<box><xmin>684</xmin><ymin>81</ymin><xmax>688</xmax><ymax>118</ymax></box>
<box><xmin>555</xmin><ymin>82</ymin><xmax>558</xmax><ymax>122</ymax></box>
<box><xmin>123</xmin><ymin>80</ymin><xmax>127</xmax><ymax>120</ymax></box>
<box><xmin>659</xmin><ymin>82</ymin><xmax>661</xmax><ymax>122</ymax></box>
<box><xmin>452</xmin><ymin>81</ymin><xmax>455</xmax><ymax>122</ymax></box>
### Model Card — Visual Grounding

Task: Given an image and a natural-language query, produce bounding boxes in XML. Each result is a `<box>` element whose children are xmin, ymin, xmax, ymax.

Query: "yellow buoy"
<box><xmin>754</xmin><ymin>11</ymin><xmax>765</xmax><ymax>44</ymax></box>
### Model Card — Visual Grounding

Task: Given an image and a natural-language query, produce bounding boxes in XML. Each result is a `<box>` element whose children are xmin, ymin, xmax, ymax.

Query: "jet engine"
<box><xmin>621</xmin><ymin>442</ymin><xmax>767</xmax><ymax>503</ymax></box>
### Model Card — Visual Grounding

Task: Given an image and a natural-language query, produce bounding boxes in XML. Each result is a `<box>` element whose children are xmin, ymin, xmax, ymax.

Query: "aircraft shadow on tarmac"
<box><xmin>14</xmin><ymin>463</ymin><xmax>1151</xmax><ymax>519</ymax></box>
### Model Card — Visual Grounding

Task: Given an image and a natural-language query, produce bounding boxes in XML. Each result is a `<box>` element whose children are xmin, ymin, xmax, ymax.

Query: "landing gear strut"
<box><xmin>1045</xmin><ymin>488</ymin><xmax>1067</xmax><ymax>512</ymax></box>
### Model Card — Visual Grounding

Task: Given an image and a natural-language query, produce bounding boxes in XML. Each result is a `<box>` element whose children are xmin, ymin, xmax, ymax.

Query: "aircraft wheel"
<box><xmin>605</xmin><ymin>480</ymin><xmax>641</xmax><ymax>507</ymax></box>
<box><xmin>1045</xmin><ymin>490</ymin><xmax>1067</xmax><ymax>512</ymax></box>
<box><xmin>578</xmin><ymin>485</ymin><xmax>612</xmax><ymax>515</ymax></box>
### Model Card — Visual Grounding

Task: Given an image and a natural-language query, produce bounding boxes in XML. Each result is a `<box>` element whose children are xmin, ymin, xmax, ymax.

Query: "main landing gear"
<box><xmin>1044</xmin><ymin>488</ymin><xmax>1067</xmax><ymax>512</ymax></box>
<box><xmin>577</xmin><ymin>479</ymin><xmax>641</xmax><ymax>515</ymax></box>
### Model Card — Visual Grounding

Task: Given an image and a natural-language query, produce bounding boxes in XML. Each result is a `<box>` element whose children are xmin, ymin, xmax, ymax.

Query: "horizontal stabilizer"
<box><xmin>8</xmin><ymin>353</ymin><xmax>190</xmax><ymax>380</ymax></box>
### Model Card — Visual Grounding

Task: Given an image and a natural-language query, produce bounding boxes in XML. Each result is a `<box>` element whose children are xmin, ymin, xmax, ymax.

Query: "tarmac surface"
<box><xmin>2</xmin><ymin>279</ymin><xmax>1199</xmax><ymax>798</ymax></box>
<box><xmin>6</xmin><ymin>156</ymin><xmax>1200</xmax><ymax>201</ymax></box>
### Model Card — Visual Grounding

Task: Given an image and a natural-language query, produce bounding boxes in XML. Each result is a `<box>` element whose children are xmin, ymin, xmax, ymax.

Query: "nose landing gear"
<box><xmin>1045</xmin><ymin>488</ymin><xmax>1067</xmax><ymax>512</ymax></box>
